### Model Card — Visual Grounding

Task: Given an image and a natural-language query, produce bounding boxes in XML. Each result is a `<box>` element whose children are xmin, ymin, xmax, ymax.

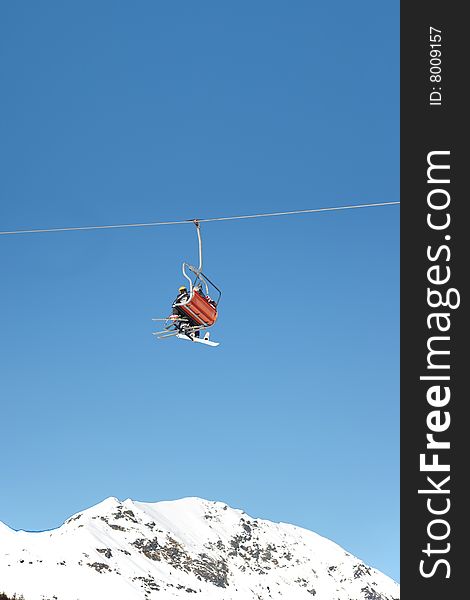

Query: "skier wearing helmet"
<box><xmin>171</xmin><ymin>285</ymin><xmax>200</xmax><ymax>337</ymax></box>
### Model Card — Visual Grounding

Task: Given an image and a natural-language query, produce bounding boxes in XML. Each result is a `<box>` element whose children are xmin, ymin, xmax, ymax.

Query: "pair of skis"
<box><xmin>151</xmin><ymin>319</ymin><xmax>220</xmax><ymax>347</ymax></box>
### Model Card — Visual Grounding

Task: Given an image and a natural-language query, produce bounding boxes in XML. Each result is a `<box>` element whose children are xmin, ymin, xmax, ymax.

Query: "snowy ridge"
<box><xmin>0</xmin><ymin>496</ymin><xmax>399</xmax><ymax>600</ymax></box>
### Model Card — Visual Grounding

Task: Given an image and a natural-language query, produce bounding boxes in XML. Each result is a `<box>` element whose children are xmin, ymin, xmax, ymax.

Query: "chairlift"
<box><xmin>152</xmin><ymin>220</ymin><xmax>221</xmax><ymax>347</ymax></box>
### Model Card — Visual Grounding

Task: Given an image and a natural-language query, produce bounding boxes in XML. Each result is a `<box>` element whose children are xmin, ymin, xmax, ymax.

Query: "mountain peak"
<box><xmin>1</xmin><ymin>496</ymin><xmax>399</xmax><ymax>600</ymax></box>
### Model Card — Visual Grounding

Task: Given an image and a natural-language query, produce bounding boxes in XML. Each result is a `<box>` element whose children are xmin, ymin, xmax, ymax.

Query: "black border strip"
<box><xmin>400</xmin><ymin>3</ymin><xmax>465</xmax><ymax>597</ymax></box>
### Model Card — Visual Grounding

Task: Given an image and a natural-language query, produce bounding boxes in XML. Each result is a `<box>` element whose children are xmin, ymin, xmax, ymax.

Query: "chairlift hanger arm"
<box><xmin>193</xmin><ymin>219</ymin><xmax>202</xmax><ymax>274</ymax></box>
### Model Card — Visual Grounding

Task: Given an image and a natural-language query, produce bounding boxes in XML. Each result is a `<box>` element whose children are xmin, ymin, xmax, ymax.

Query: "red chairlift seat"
<box><xmin>178</xmin><ymin>289</ymin><xmax>218</xmax><ymax>327</ymax></box>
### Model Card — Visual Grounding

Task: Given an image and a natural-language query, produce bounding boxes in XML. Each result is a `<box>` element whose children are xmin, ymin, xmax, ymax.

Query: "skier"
<box><xmin>172</xmin><ymin>285</ymin><xmax>189</xmax><ymax>310</ymax></box>
<box><xmin>171</xmin><ymin>285</ymin><xmax>200</xmax><ymax>338</ymax></box>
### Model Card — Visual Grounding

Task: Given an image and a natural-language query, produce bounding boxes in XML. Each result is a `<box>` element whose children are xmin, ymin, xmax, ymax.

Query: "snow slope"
<box><xmin>0</xmin><ymin>497</ymin><xmax>399</xmax><ymax>600</ymax></box>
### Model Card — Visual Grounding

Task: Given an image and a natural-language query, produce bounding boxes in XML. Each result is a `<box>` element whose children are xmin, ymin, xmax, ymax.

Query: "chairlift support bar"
<box><xmin>194</xmin><ymin>219</ymin><xmax>202</xmax><ymax>274</ymax></box>
<box><xmin>181</xmin><ymin>219</ymin><xmax>202</xmax><ymax>290</ymax></box>
<box><xmin>179</xmin><ymin>219</ymin><xmax>221</xmax><ymax>305</ymax></box>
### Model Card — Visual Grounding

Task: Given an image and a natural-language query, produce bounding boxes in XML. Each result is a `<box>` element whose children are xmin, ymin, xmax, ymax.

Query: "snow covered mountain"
<box><xmin>0</xmin><ymin>497</ymin><xmax>399</xmax><ymax>600</ymax></box>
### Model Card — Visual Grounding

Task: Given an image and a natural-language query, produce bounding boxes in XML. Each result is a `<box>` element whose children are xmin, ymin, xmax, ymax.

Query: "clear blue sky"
<box><xmin>0</xmin><ymin>0</ymin><xmax>399</xmax><ymax>583</ymax></box>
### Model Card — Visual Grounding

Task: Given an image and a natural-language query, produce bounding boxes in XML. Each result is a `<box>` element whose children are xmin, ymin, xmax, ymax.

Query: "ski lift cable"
<box><xmin>0</xmin><ymin>201</ymin><xmax>399</xmax><ymax>236</ymax></box>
